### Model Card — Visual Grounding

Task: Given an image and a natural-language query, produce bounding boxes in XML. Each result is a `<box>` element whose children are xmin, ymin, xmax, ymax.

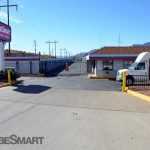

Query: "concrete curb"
<box><xmin>88</xmin><ymin>75</ymin><xmax>115</xmax><ymax>80</ymax></box>
<box><xmin>0</xmin><ymin>80</ymin><xmax>22</xmax><ymax>88</ymax></box>
<box><xmin>89</xmin><ymin>76</ymin><xmax>108</xmax><ymax>80</ymax></box>
<box><xmin>127</xmin><ymin>90</ymin><xmax>150</xmax><ymax>102</ymax></box>
<box><xmin>0</xmin><ymin>83</ymin><xmax>10</xmax><ymax>88</ymax></box>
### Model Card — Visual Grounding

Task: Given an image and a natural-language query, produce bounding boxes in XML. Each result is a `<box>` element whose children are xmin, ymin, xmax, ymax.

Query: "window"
<box><xmin>92</xmin><ymin>60</ymin><xmax>96</xmax><ymax>69</ymax></box>
<box><xmin>103</xmin><ymin>60</ymin><xmax>113</xmax><ymax>70</ymax></box>
<box><xmin>123</xmin><ymin>61</ymin><xmax>133</xmax><ymax>69</ymax></box>
<box><xmin>135</xmin><ymin>62</ymin><xmax>145</xmax><ymax>70</ymax></box>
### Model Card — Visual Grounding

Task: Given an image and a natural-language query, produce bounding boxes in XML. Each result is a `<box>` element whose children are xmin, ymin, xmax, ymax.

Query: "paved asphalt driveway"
<box><xmin>0</xmin><ymin>63</ymin><xmax>150</xmax><ymax>149</ymax></box>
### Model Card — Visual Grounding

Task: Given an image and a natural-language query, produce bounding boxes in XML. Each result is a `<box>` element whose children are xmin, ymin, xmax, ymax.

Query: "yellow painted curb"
<box><xmin>127</xmin><ymin>90</ymin><xmax>150</xmax><ymax>102</ymax></box>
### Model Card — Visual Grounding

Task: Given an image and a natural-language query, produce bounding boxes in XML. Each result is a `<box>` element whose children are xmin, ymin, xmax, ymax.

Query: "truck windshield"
<box><xmin>128</xmin><ymin>62</ymin><xmax>146</xmax><ymax>70</ymax></box>
<box><xmin>128</xmin><ymin>63</ymin><xmax>137</xmax><ymax>69</ymax></box>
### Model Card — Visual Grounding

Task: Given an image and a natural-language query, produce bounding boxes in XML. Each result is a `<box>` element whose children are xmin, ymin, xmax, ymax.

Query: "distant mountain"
<box><xmin>133</xmin><ymin>42</ymin><xmax>150</xmax><ymax>47</ymax></box>
<box><xmin>74</xmin><ymin>52</ymin><xmax>88</xmax><ymax>58</ymax></box>
<box><xmin>74</xmin><ymin>49</ymin><xmax>97</xmax><ymax>59</ymax></box>
<box><xmin>143</xmin><ymin>42</ymin><xmax>150</xmax><ymax>46</ymax></box>
<box><xmin>88</xmin><ymin>49</ymin><xmax>97</xmax><ymax>55</ymax></box>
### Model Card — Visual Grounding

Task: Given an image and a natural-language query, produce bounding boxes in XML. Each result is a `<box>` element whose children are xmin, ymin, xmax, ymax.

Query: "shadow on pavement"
<box><xmin>13</xmin><ymin>85</ymin><xmax>51</xmax><ymax>94</ymax></box>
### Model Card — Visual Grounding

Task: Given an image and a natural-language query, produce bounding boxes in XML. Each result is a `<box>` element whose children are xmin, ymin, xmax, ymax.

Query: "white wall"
<box><xmin>5</xmin><ymin>60</ymin><xmax>39</xmax><ymax>74</ymax></box>
<box><xmin>114</xmin><ymin>61</ymin><xmax>123</xmax><ymax>70</ymax></box>
<box><xmin>95</xmin><ymin>60</ymin><xmax>124</xmax><ymax>78</ymax></box>
<box><xmin>5</xmin><ymin>61</ymin><xmax>16</xmax><ymax>70</ymax></box>
<box><xmin>32</xmin><ymin>61</ymin><xmax>40</xmax><ymax>74</ymax></box>
<box><xmin>18</xmin><ymin>61</ymin><xmax>30</xmax><ymax>74</ymax></box>
<box><xmin>95</xmin><ymin>61</ymin><xmax>103</xmax><ymax>75</ymax></box>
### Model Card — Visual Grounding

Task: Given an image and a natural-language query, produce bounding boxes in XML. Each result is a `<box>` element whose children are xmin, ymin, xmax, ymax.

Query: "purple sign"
<box><xmin>0</xmin><ymin>22</ymin><xmax>11</xmax><ymax>42</ymax></box>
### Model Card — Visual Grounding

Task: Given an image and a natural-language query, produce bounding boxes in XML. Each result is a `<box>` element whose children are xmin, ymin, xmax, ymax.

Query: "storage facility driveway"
<box><xmin>0</xmin><ymin>72</ymin><xmax>150</xmax><ymax>149</ymax></box>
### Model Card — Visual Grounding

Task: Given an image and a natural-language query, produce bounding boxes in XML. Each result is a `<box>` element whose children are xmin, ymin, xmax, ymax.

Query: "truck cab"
<box><xmin>116</xmin><ymin>52</ymin><xmax>150</xmax><ymax>85</ymax></box>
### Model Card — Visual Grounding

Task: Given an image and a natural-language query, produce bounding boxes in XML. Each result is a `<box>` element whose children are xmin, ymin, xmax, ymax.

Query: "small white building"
<box><xmin>5</xmin><ymin>56</ymin><xmax>40</xmax><ymax>75</ymax></box>
<box><xmin>86</xmin><ymin>46</ymin><xmax>150</xmax><ymax>79</ymax></box>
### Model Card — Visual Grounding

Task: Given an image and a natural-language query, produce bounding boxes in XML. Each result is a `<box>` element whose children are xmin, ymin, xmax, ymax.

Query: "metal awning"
<box><xmin>86</xmin><ymin>54</ymin><xmax>137</xmax><ymax>61</ymax></box>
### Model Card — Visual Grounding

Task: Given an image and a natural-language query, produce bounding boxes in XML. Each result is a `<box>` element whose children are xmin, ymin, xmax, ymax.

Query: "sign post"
<box><xmin>0</xmin><ymin>22</ymin><xmax>11</xmax><ymax>71</ymax></box>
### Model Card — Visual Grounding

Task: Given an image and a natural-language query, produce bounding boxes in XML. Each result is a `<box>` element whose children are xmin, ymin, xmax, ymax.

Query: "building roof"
<box><xmin>4</xmin><ymin>49</ymin><xmax>51</xmax><ymax>59</ymax></box>
<box><xmin>93</xmin><ymin>46</ymin><xmax>150</xmax><ymax>55</ymax></box>
<box><xmin>87</xmin><ymin>46</ymin><xmax>150</xmax><ymax>61</ymax></box>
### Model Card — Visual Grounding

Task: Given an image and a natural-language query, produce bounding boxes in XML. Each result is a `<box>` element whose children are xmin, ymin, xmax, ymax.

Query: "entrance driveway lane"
<box><xmin>0</xmin><ymin>104</ymin><xmax>149</xmax><ymax>150</ymax></box>
<box><xmin>0</xmin><ymin>76</ymin><xmax>150</xmax><ymax>114</ymax></box>
<box><xmin>28</xmin><ymin>88</ymin><xmax>150</xmax><ymax>114</ymax></box>
<box><xmin>0</xmin><ymin>75</ymin><xmax>149</xmax><ymax>149</ymax></box>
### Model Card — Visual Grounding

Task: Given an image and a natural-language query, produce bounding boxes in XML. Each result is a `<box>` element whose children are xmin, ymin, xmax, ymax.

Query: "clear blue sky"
<box><xmin>0</xmin><ymin>0</ymin><xmax>150</xmax><ymax>55</ymax></box>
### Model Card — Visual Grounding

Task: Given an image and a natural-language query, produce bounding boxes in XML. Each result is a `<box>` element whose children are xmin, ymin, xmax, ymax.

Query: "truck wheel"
<box><xmin>126</xmin><ymin>78</ymin><xmax>133</xmax><ymax>86</ymax></box>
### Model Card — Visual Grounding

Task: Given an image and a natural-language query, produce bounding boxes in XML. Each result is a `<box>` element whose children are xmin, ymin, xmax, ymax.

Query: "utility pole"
<box><xmin>46</xmin><ymin>41</ymin><xmax>51</xmax><ymax>58</ymax></box>
<box><xmin>46</xmin><ymin>40</ymin><xmax>58</xmax><ymax>58</ymax></box>
<box><xmin>60</xmin><ymin>49</ymin><xmax>63</xmax><ymax>58</ymax></box>
<box><xmin>0</xmin><ymin>0</ymin><xmax>18</xmax><ymax>54</ymax></box>
<box><xmin>118</xmin><ymin>33</ymin><xmax>121</xmax><ymax>47</ymax></box>
<box><xmin>63</xmin><ymin>48</ymin><xmax>67</xmax><ymax>58</ymax></box>
<box><xmin>54</xmin><ymin>40</ymin><xmax>58</xmax><ymax>58</ymax></box>
<box><xmin>34</xmin><ymin>40</ymin><xmax>37</xmax><ymax>54</ymax></box>
<box><xmin>68</xmin><ymin>51</ymin><xmax>70</xmax><ymax>57</ymax></box>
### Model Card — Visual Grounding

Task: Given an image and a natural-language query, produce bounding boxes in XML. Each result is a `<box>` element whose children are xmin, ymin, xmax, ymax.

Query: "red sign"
<box><xmin>0</xmin><ymin>22</ymin><xmax>11</xmax><ymax>42</ymax></box>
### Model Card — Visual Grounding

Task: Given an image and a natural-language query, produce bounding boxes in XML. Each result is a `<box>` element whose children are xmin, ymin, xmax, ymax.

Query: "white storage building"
<box><xmin>5</xmin><ymin>56</ymin><xmax>40</xmax><ymax>75</ymax></box>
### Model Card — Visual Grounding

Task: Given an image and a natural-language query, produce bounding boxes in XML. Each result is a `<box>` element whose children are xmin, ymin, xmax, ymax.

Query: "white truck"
<box><xmin>116</xmin><ymin>52</ymin><xmax>150</xmax><ymax>85</ymax></box>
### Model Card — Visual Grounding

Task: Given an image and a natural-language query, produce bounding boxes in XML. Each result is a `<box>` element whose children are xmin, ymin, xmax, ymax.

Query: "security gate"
<box><xmin>127</xmin><ymin>75</ymin><xmax>150</xmax><ymax>89</ymax></box>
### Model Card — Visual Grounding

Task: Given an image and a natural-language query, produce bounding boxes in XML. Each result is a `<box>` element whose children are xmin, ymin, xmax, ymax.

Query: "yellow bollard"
<box><xmin>7</xmin><ymin>69</ymin><xmax>12</xmax><ymax>85</ymax></box>
<box><xmin>122</xmin><ymin>71</ymin><xmax>128</xmax><ymax>92</ymax></box>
